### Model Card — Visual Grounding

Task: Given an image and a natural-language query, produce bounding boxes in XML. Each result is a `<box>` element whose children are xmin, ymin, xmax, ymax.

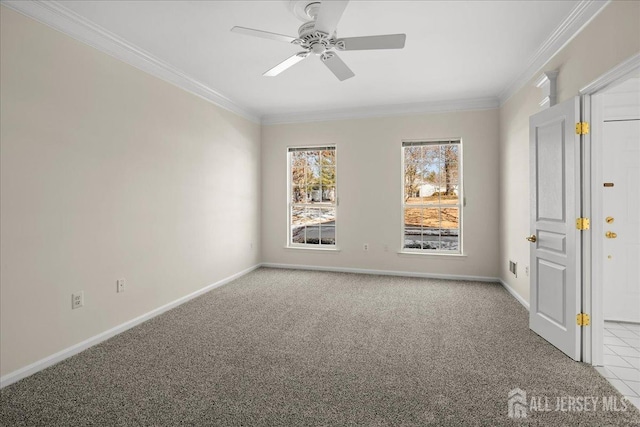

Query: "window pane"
<box><xmin>421</xmin><ymin>207</ymin><xmax>440</xmax><ymax>229</ymax></box>
<box><xmin>403</xmin><ymin>207</ymin><xmax>422</xmax><ymax>249</ymax></box>
<box><xmin>291</xmin><ymin>207</ymin><xmax>306</xmax><ymax>244</ymax></box>
<box><xmin>303</xmin><ymin>208</ymin><xmax>322</xmax><ymax>245</ymax></box>
<box><xmin>291</xmin><ymin>151</ymin><xmax>306</xmax><ymax>165</ymax></box>
<box><xmin>321</xmin><ymin>166</ymin><xmax>336</xmax><ymax>188</ymax></box>
<box><xmin>307</xmin><ymin>185</ymin><xmax>321</xmax><ymax>203</ymax></box>
<box><xmin>442</xmin><ymin>145</ymin><xmax>459</xmax><ymax>197</ymax></box>
<box><xmin>403</xmin><ymin>231</ymin><xmax>422</xmax><ymax>249</ymax></box>
<box><xmin>321</xmin><ymin>226</ymin><xmax>335</xmax><ymax>245</ymax></box>
<box><xmin>306</xmin><ymin>151</ymin><xmax>321</xmax><ymax>184</ymax></box>
<box><xmin>321</xmin><ymin>186</ymin><xmax>336</xmax><ymax>203</ymax></box>
<box><xmin>439</xmin><ymin>146</ymin><xmax>448</xmax><ymax>204</ymax></box>
<box><xmin>404</xmin><ymin>207</ymin><xmax>422</xmax><ymax>226</ymax></box>
<box><xmin>318</xmin><ymin>207</ymin><xmax>336</xmax><ymax>245</ymax></box>
<box><xmin>319</xmin><ymin>207</ymin><xmax>336</xmax><ymax>224</ymax></box>
<box><xmin>421</xmin><ymin>207</ymin><xmax>441</xmax><ymax>250</ymax></box>
<box><xmin>321</xmin><ymin>150</ymin><xmax>336</xmax><ymax>167</ymax></box>
<box><xmin>440</xmin><ymin>207</ymin><xmax>460</xmax><ymax>251</ymax></box>
<box><xmin>422</xmin><ymin>240</ymin><xmax>440</xmax><ymax>250</ymax></box>
<box><xmin>404</xmin><ymin>147</ymin><xmax>421</xmax><ymax>202</ymax></box>
<box><xmin>291</xmin><ymin>166</ymin><xmax>306</xmax><ymax>187</ymax></box>
<box><xmin>425</xmin><ymin>146</ymin><xmax>442</xmax><ymax>203</ymax></box>
<box><xmin>292</xmin><ymin>186</ymin><xmax>306</xmax><ymax>203</ymax></box>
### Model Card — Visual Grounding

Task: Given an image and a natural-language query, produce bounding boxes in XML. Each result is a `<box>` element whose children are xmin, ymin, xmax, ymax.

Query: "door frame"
<box><xmin>579</xmin><ymin>53</ymin><xmax>640</xmax><ymax>365</ymax></box>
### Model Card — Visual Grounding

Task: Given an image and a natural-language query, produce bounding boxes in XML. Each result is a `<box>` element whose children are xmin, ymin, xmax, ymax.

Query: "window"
<box><xmin>288</xmin><ymin>147</ymin><xmax>336</xmax><ymax>247</ymax></box>
<box><xmin>402</xmin><ymin>140</ymin><xmax>462</xmax><ymax>253</ymax></box>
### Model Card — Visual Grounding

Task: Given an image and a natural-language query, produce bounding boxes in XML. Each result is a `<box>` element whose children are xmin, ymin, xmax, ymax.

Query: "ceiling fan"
<box><xmin>230</xmin><ymin>0</ymin><xmax>406</xmax><ymax>81</ymax></box>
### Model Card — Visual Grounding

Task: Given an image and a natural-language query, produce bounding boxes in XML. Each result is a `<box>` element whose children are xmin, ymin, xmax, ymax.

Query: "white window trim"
<box><xmin>286</xmin><ymin>145</ymin><xmax>338</xmax><ymax>250</ymax></box>
<box><xmin>400</xmin><ymin>139</ymin><xmax>464</xmax><ymax>255</ymax></box>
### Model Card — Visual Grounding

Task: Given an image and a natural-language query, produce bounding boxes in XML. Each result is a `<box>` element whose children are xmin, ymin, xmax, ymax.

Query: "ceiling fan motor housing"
<box><xmin>297</xmin><ymin>21</ymin><xmax>344</xmax><ymax>55</ymax></box>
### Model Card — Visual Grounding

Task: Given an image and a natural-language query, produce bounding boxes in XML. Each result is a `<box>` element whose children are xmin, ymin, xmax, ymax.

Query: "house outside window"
<box><xmin>288</xmin><ymin>146</ymin><xmax>337</xmax><ymax>248</ymax></box>
<box><xmin>402</xmin><ymin>140</ymin><xmax>462</xmax><ymax>253</ymax></box>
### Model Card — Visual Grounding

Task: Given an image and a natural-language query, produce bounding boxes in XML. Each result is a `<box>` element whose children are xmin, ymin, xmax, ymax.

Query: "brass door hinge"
<box><xmin>576</xmin><ymin>122</ymin><xmax>590</xmax><ymax>135</ymax></box>
<box><xmin>576</xmin><ymin>217</ymin><xmax>590</xmax><ymax>230</ymax></box>
<box><xmin>577</xmin><ymin>313</ymin><xmax>590</xmax><ymax>326</ymax></box>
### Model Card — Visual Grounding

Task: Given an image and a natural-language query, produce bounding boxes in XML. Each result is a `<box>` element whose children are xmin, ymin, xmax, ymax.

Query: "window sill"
<box><xmin>397</xmin><ymin>251</ymin><xmax>467</xmax><ymax>259</ymax></box>
<box><xmin>284</xmin><ymin>246</ymin><xmax>341</xmax><ymax>252</ymax></box>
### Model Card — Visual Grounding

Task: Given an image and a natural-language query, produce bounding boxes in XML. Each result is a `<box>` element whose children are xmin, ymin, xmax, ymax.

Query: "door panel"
<box><xmin>537</xmin><ymin>230</ymin><xmax>566</xmax><ymax>253</ymax></box>
<box><xmin>529</xmin><ymin>97</ymin><xmax>581</xmax><ymax>360</ymax></box>
<box><xmin>536</xmin><ymin>121</ymin><xmax>566</xmax><ymax>222</ymax></box>
<box><xmin>537</xmin><ymin>259</ymin><xmax>566</xmax><ymax>326</ymax></box>
<box><xmin>602</xmin><ymin>120</ymin><xmax>640</xmax><ymax>323</ymax></box>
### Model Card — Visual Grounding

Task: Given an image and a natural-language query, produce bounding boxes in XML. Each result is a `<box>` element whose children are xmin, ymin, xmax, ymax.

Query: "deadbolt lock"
<box><xmin>605</xmin><ymin>231</ymin><xmax>617</xmax><ymax>239</ymax></box>
<box><xmin>605</xmin><ymin>217</ymin><xmax>614</xmax><ymax>224</ymax></box>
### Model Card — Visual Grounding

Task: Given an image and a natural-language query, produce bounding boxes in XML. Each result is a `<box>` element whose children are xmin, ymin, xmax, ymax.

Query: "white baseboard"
<box><xmin>263</xmin><ymin>263</ymin><xmax>531</xmax><ymax>311</ymax></box>
<box><xmin>498</xmin><ymin>278</ymin><xmax>530</xmax><ymax>310</ymax></box>
<box><xmin>1</xmin><ymin>264</ymin><xmax>529</xmax><ymax>389</ymax></box>
<box><xmin>0</xmin><ymin>264</ymin><xmax>260</xmax><ymax>389</ymax></box>
<box><xmin>261</xmin><ymin>262</ymin><xmax>500</xmax><ymax>283</ymax></box>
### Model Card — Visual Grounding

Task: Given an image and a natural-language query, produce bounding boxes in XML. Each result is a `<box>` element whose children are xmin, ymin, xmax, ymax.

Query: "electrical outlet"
<box><xmin>525</xmin><ymin>266</ymin><xmax>529</xmax><ymax>277</ymax></box>
<box><xmin>72</xmin><ymin>292</ymin><xmax>84</xmax><ymax>309</ymax></box>
<box><xmin>363</xmin><ymin>243</ymin><xmax>369</xmax><ymax>251</ymax></box>
<box><xmin>250</xmin><ymin>242</ymin><xmax>254</xmax><ymax>249</ymax></box>
<box><xmin>384</xmin><ymin>244</ymin><xmax>389</xmax><ymax>252</ymax></box>
<box><xmin>117</xmin><ymin>279</ymin><xmax>125</xmax><ymax>293</ymax></box>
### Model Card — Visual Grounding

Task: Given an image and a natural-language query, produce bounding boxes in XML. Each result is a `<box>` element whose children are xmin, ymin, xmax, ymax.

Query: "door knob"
<box><xmin>526</xmin><ymin>235</ymin><xmax>537</xmax><ymax>243</ymax></box>
<box><xmin>605</xmin><ymin>231</ymin><xmax>617</xmax><ymax>239</ymax></box>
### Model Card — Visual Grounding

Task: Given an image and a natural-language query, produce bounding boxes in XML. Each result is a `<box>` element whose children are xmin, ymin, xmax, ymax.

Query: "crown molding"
<box><xmin>1</xmin><ymin>0</ymin><xmax>261</xmax><ymax>123</ymax></box>
<box><xmin>580</xmin><ymin>53</ymin><xmax>640</xmax><ymax>95</ymax></box>
<box><xmin>498</xmin><ymin>0</ymin><xmax>610</xmax><ymax>106</ymax></box>
<box><xmin>2</xmin><ymin>0</ymin><xmax>610</xmax><ymax>125</ymax></box>
<box><xmin>261</xmin><ymin>97</ymin><xmax>500</xmax><ymax>125</ymax></box>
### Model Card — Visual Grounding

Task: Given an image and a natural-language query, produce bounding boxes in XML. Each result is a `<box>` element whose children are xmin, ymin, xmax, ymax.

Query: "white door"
<box><xmin>529</xmin><ymin>97</ymin><xmax>582</xmax><ymax>361</ymax></box>
<box><xmin>602</xmin><ymin>119</ymin><xmax>640</xmax><ymax>322</ymax></box>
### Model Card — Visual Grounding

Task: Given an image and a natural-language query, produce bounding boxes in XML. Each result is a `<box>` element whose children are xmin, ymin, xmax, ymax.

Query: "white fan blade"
<box><xmin>314</xmin><ymin>1</ymin><xmax>349</xmax><ymax>35</ymax></box>
<box><xmin>263</xmin><ymin>52</ymin><xmax>310</xmax><ymax>77</ymax></box>
<box><xmin>321</xmin><ymin>53</ymin><xmax>354</xmax><ymax>81</ymax></box>
<box><xmin>231</xmin><ymin>26</ymin><xmax>297</xmax><ymax>44</ymax></box>
<box><xmin>338</xmin><ymin>34</ymin><xmax>406</xmax><ymax>50</ymax></box>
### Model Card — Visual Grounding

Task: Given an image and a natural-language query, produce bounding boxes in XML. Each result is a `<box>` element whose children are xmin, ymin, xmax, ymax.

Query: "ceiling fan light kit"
<box><xmin>231</xmin><ymin>0</ymin><xmax>406</xmax><ymax>81</ymax></box>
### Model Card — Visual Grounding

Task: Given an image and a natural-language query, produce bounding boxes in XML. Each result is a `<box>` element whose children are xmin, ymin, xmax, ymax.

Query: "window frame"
<box><xmin>286</xmin><ymin>145</ymin><xmax>338</xmax><ymax>250</ymax></box>
<box><xmin>400</xmin><ymin>139</ymin><xmax>464</xmax><ymax>255</ymax></box>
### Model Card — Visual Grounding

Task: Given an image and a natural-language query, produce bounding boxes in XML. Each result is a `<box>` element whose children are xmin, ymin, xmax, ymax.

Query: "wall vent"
<box><xmin>509</xmin><ymin>260</ymin><xmax>517</xmax><ymax>277</ymax></box>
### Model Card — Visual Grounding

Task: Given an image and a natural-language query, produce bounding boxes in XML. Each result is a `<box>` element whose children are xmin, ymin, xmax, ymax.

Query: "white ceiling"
<box><xmin>18</xmin><ymin>1</ymin><xmax>593</xmax><ymax>121</ymax></box>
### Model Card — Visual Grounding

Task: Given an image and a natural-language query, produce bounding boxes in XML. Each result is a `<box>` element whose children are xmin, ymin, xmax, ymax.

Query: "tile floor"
<box><xmin>595</xmin><ymin>321</ymin><xmax>640</xmax><ymax>410</ymax></box>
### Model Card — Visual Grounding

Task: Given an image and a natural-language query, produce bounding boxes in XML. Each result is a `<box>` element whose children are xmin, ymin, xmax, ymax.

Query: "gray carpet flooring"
<box><xmin>1</xmin><ymin>267</ymin><xmax>639</xmax><ymax>426</ymax></box>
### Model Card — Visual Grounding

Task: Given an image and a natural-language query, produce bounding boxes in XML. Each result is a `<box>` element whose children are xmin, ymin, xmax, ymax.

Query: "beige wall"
<box><xmin>499</xmin><ymin>1</ymin><xmax>640</xmax><ymax>302</ymax></box>
<box><xmin>0</xmin><ymin>7</ymin><xmax>261</xmax><ymax>376</ymax></box>
<box><xmin>261</xmin><ymin>109</ymin><xmax>500</xmax><ymax>278</ymax></box>
<box><xmin>2</xmin><ymin>0</ymin><xmax>637</xmax><ymax>380</ymax></box>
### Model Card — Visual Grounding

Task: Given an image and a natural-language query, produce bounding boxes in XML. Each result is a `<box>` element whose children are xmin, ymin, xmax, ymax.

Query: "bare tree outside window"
<box><xmin>288</xmin><ymin>147</ymin><xmax>337</xmax><ymax>246</ymax></box>
<box><xmin>402</xmin><ymin>141</ymin><xmax>462</xmax><ymax>252</ymax></box>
